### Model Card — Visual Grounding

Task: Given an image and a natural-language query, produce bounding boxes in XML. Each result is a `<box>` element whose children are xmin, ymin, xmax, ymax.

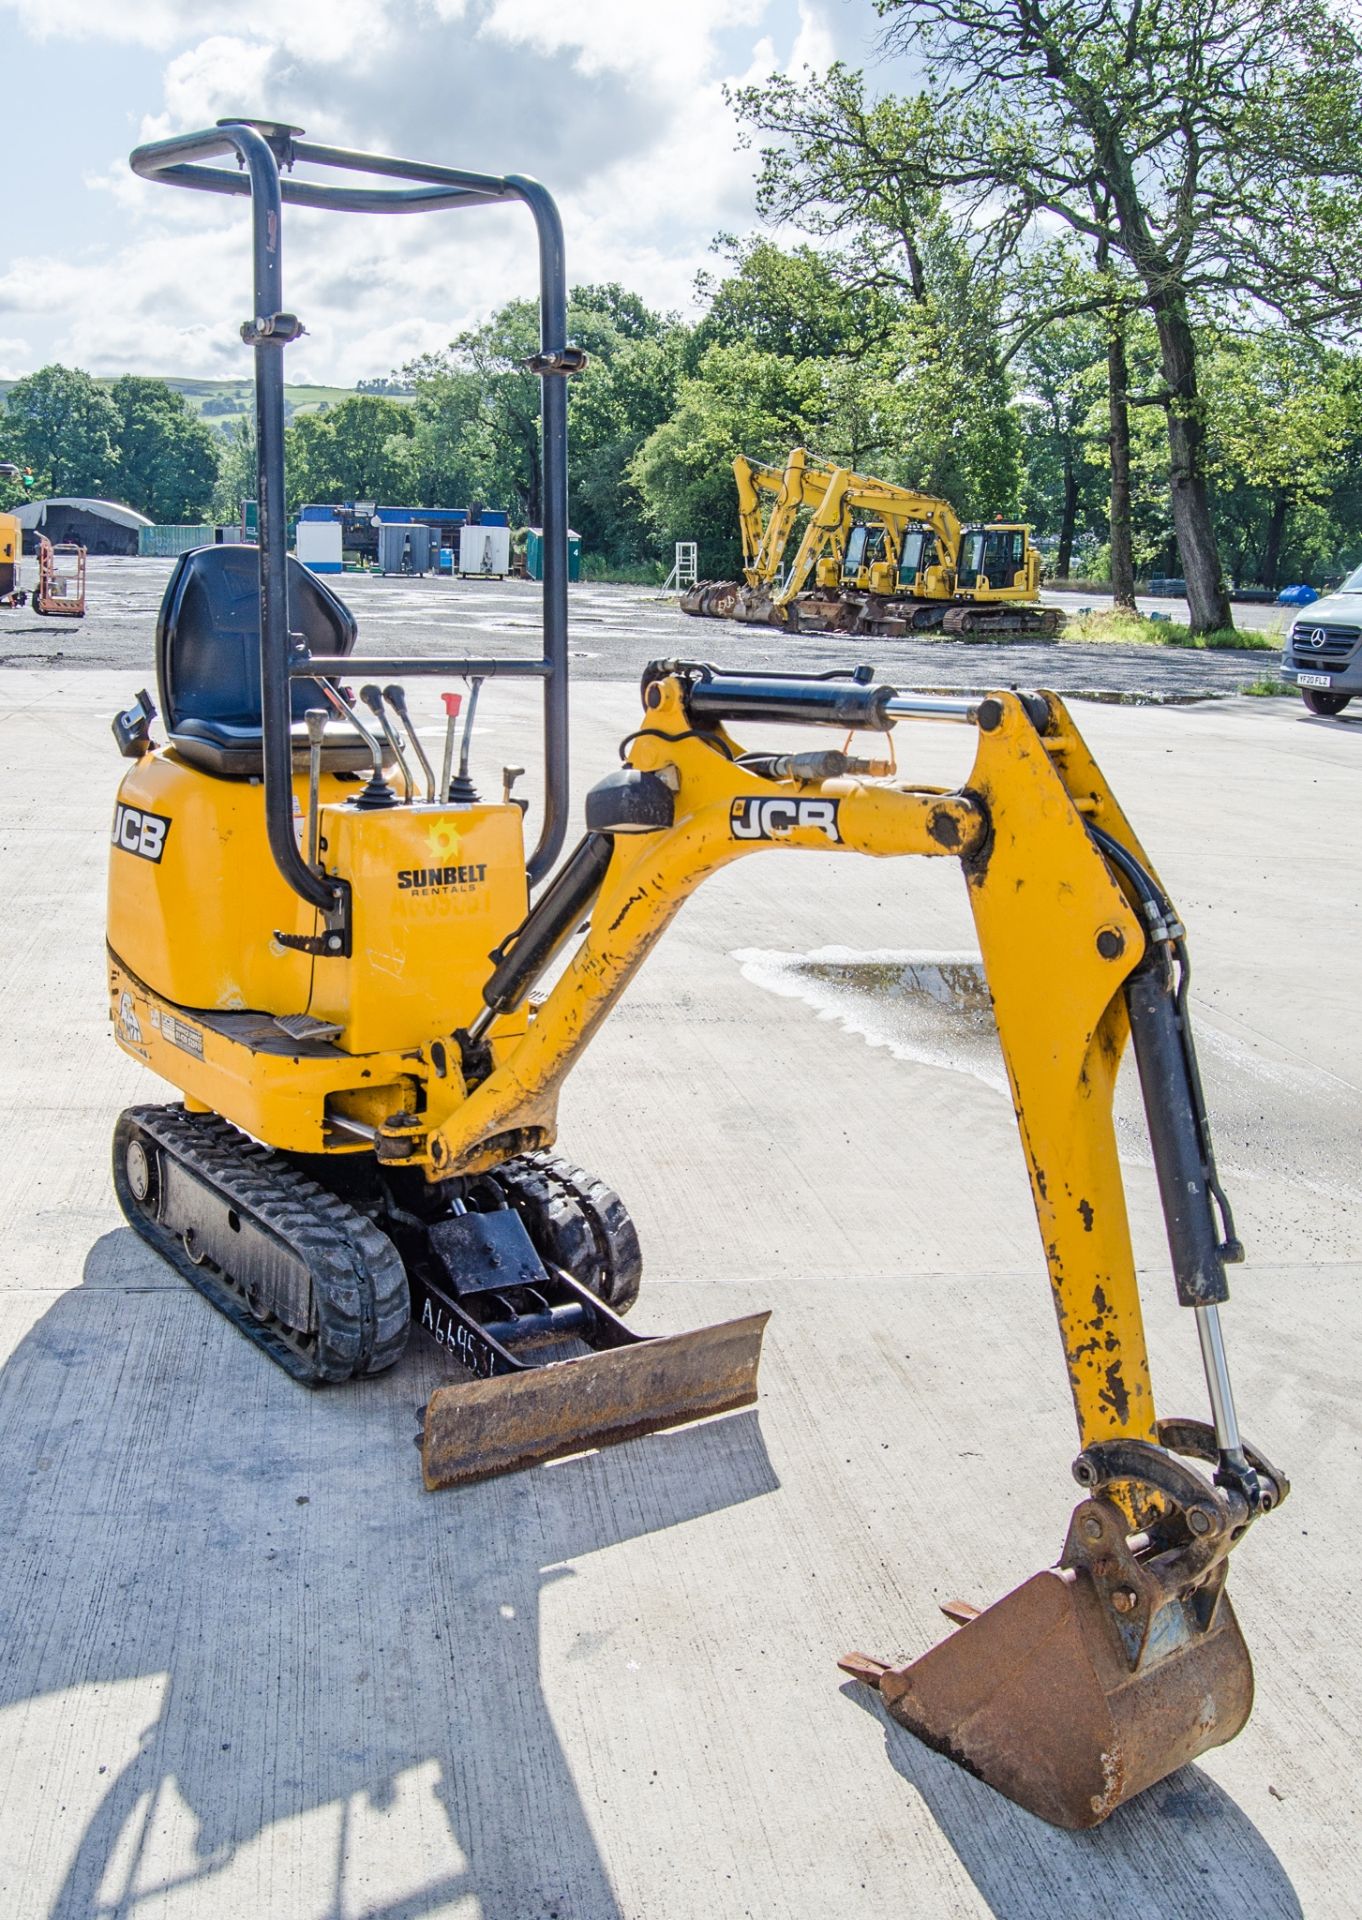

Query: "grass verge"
<box><xmin>1241</xmin><ymin>676</ymin><xmax>1297</xmax><ymax>697</ymax></box>
<box><xmin>580</xmin><ymin>556</ymin><xmax>667</xmax><ymax>585</ymax></box>
<box><xmin>1062</xmin><ymin>608</ymin><xmax>1277</xmax><ymax>651</ymax></box>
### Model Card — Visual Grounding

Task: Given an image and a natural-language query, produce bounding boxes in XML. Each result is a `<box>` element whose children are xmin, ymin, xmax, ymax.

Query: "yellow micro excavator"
<box><xmin>107</xmin><ymin>122</ymin><xmax>1286</xmax><ymax>1833</ymax></box>
<box><xmin>683</xmin><ymin>449</ymin><xmax>1061</xmax><ymax>638</ymax></box>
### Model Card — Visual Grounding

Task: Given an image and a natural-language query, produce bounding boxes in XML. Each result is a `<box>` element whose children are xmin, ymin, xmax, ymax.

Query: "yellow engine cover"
<box><xmin>108</xmin><ymin>749</ymin><xmax>317</xmax><ymax>1012</ymax></box>
<box><xmin>108</xmin><ymin>748</ymin><xmax>528</xmax><ymax>1055</ymax></box>
<box><xmin>309</xmin><ymin>798</ymin><xmax>527</xmax><ymax>1053</ymax></box>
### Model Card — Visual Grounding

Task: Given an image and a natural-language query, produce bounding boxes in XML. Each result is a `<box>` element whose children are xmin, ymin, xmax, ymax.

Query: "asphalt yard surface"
<box><xmin>0</xmin><ymin>555</ymin><xmax>1290</xmax><ymax>699</ymax></box>
<box><xmin>0</xmin><ymin>630</ymin><xmax>1356</xmax><ymax>1915</ymax></box>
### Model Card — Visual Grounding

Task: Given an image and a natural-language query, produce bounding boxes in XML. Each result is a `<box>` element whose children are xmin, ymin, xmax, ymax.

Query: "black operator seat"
<box><xmin>155</xmin><ymin>544</ymin><xmax>381</xmax><ymax>778</ymax></box>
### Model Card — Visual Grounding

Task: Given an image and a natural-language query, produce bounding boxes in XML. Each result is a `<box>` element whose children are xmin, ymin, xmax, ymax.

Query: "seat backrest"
<box><xmin>156</xmin><ymin>545</ymin><xmax>357</xmax><ymax>732</ymax></box>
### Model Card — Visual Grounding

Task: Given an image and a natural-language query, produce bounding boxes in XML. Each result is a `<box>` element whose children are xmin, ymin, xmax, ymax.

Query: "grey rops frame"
<box><xmin>129</xmin><ymin>118</ymin><xmax>575</xmax><ymax>924</ymax></box>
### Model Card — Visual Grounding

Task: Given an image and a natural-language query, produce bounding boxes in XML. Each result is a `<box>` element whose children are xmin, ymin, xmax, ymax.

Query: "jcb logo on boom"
<box><xmin>729</xmin><ymin>796</ymin><xmax>841</xmax><ymax>843</ymax></box>
<box><xmin>111</xmin><ymin>803</ymin><xmax>171</xmax><ymax>863</ymax></box>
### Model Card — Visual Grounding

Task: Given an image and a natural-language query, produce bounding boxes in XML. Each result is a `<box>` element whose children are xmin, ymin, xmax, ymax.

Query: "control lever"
<box><xmin>303</xmin><ymin>709</ymin><xmax>328</xmax><ymax>870</ymax></box>
<box><xmin>502</xmin><ymin>765</ymin><xmax>527</xmax><ymax>811</ymax></box>
<box><xmin>313</xmin><ymin>679</ymin><xmax>397</xmax><ymax>810</ymax></box>
<box><xmin>439</xmin><ymin>693</ymin><xmax>463</xmax><ymax>805</ymax></box>
<box><xmin>360</xmin><ymin>684</ymin><xmax>416</xmax><ymax>801</ymax></box>
<box><xmin>448</xmin><ymin>675</ymin><xmax>483</xmax><ymax>804</ymax></box>
<box><xmin>383</xmin><ymin>684</ymin><xmax>436</xmax><ymax>800</ymax></box>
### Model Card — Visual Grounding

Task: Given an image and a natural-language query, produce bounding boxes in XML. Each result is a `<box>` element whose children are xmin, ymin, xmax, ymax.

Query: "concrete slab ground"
<box><xmin>0</xmin><ymin>665</ymin><xmax>1357</xmax><ymax>1919</ymax></box>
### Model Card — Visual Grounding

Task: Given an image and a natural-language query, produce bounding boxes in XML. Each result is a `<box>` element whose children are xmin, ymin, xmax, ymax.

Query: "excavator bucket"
<box><xmin>422</xmin><ymin>1311</ymin><xmax>769</xmax><ymax>1489</ymax></box>
<box><xmin>841</xmin><ymin>1494</ymin><xmax>1257</xmax><ymax>1829</ymax></box>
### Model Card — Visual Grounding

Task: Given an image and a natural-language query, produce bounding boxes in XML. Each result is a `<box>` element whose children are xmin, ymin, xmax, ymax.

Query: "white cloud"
<box><xmin>789</xmin><ymin>0</ymin><xmax>839</xmax><ymax>72</ymax></box>
<box><xmin>0</xmin><ymin>335</ymin><xmax>31</xmax><ymax>378</ymax></box>
<box><xmin>0</xmin><ymin>0</ymin><xmax>885</xmax><ymax>381</ymax></box>
<box><xmin>5</xmin><ymin>0</ymin><xmax>386</xmax><ymax>54</ymax></box>
<box><xmin>483</xmin><ymin>0</ymin><xmax>766</xmax><ymax>82</ymax></box>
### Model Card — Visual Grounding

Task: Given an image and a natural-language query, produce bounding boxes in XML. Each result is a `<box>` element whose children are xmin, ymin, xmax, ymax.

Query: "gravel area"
<box><xmin>0</xmin><ymin>555</ymin><xmax>1290</xmax><ymax>700</ymax></box>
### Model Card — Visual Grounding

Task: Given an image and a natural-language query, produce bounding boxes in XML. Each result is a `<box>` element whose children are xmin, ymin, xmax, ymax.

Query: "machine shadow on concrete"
<box><xmin>0</xmin><ymin>1230</ymin><xmax>780</xmax><ymax>1920</ymax></box>
<box><xmin>841</xmin><ymin>1684</ymin><xmax>1302</xmax><ymax>1920</ymax></box>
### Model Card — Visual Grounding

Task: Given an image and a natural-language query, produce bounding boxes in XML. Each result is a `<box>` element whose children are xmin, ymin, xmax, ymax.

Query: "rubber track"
<box><xmin>113</xmin><ymin>1105</ymin><xmax>409</xmax><ymax>1385</ymax></box>
<box><xmin>492</xmin><ymin>1151</ymin><xmax>643</xmax><ymax>1314</ymax></box>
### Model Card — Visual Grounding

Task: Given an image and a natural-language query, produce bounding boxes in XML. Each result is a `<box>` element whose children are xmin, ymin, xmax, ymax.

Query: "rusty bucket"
<box><xmin>841</xmin><ymin>1489</ymin><xmax>1257</xmax><ymax>1829</ymax></box>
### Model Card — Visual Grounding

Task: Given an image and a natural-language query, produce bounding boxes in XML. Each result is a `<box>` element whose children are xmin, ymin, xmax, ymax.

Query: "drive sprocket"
<box><xmin>488</xmin><ymin>1151</ymin><xmax>643</xmax><ymax>1314</ymax></box>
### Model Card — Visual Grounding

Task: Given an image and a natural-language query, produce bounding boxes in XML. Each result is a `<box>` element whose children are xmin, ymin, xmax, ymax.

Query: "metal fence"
<box><xmin>137</xmin><ymin>525</ymin><xmax>239</xmax><ymax>558</ymax></box>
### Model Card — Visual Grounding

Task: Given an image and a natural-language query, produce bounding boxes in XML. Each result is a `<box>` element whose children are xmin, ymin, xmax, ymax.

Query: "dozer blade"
<box><xmin>841</xmin><ymin>1559</ymin><xmax>1254</xmax><ymax>1830</ymax></box>
<box><xmin>422</xmin><ymin>1311</ymin><xmax>769</xmax><ymax>1489</ymax></box>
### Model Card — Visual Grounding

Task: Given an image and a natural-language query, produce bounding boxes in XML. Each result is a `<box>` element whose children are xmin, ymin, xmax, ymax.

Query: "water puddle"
<box><xmin>734</xmin><ymin>946</ymin><xmax>1362</xmax><ymax>1253</ymax></box>
<box><xmin>731</xmin><ymin>947</ymin><xmax>1008</xmax><ymax>1094</ymax></box>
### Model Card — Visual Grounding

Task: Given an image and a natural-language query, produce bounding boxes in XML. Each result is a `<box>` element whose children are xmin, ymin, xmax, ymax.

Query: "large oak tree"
<box><xmin>876</xmin><ymin>0</ymin><xmax>1362</xmax><ymax>629</ymax></box>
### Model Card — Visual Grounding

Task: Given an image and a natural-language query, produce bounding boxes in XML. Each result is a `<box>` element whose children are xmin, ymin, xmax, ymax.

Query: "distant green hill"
<box><xmin>165</xmin><ymin>378</ymin><xmax>365</xmax><ymax>424</ymax></box>
<box><xmin>0</xmin><ymin>377</ymin><xmax>412</xmax><ymax>432</ymax></box>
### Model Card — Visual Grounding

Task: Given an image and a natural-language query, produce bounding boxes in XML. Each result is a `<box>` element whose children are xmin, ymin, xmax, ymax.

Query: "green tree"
<box><xmin>109</xmin><ymin>376</ymin><xmax>219</xmax><ymax>522</ymax></box>
<box><xmin>1015</xmin><ymin>314</ymin><xmax>1109</xmax><ymax>578</ymax></box>
<box><xmin>404</xmin><ymin>286</ymin><xmax>687</xmax><ymax>559</ymax></box>
<box><xmin>727</xmin><ymin>72</ymin><xmax>1022</xmax><ymax>518</ymax></box>
<box><xmin>212</xmin><ymin>416</ymin><xmax>257</xmax><ymax>522</ymax></box>
<box><xmin>696</xmin><ymin>238</ymin><xmax>898</xmax><ymax>363</ymax></box>
<box><xmin>284</xmin><ymin>396</ymin><xmax>415</xmax><ymax>509</ymax></box>
<box><xmin>405</xmin><ymin>360</ymin><xmax>489</xmax><ymax>509</ymax></box>
<box><xmin>421</xmin><ymin>302</ymin><xmax>546</xmax><ymax>520</ymax></box>
<box><xmin>1</xmin><ymin>364</ymin><xmax>121</xmax><ymax>496</ymax></box>
<box><xmin>871</xmin><ymin>0</ymin><xmax>1362</xmax><ymax>630</ymax></box>
<box><xmin>563</xmin><ymin>286</ymin><xmax>686</xmax><ymax>563</ymax></box>
<box><xmin>1204</xmin><ymin>333</ymin><xmax>1362</xmax><ymax>586</ymax></box>
<box><xmin>629</xmin><ymin>342</ymin><xmax>826</xmax><ymax>575</ymax></box>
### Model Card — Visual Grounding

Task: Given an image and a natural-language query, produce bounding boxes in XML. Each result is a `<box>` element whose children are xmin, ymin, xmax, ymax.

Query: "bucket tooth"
<box><xmin>422</xmin><ymin>1311</ymin><xmax>769</xmax><ymax>1490</ymax></box>
<box><xmin>842</xmin><ymin>1560</ymin><xmax>1254</xmax><ymax>1829</ymax></box>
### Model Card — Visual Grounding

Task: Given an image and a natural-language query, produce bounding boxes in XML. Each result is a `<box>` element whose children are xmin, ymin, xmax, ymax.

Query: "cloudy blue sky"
<box><xmin>0</xmin><ymin>0</ymin><xmax>909</xmax><ymax>385</ymax></box>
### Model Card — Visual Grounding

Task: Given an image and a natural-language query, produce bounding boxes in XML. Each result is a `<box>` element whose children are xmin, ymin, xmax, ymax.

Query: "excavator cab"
<box><xmin>842</xmin><ymin>522</ymin><xmax>898</xmax><ymax>596</ymax></box>
<box><xmin>958</xmin><ymin>523</ymin><xmax>1037</xmax><ymax>598</ymax></box>
<box><xmin>896</xmin><ymin>526</ymin><xmax>949</xmax><ymax>596</ymax></box>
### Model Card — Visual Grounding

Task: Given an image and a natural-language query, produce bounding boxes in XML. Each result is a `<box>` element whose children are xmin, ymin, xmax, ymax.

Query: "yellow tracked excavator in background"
<box><xmin>106</xmin><ymin>122</ymin><xmax>1285</xmax><ymax>1833</ymax></box>
<box><xmin>682</xmin><ymin>446</ymin><xmax>840</xmax><ymax>620</ymax></box>
<box><xmin>682</xmin><ymin>448</ymin><xmax>1062</xmax><ymax>638</ymax></box>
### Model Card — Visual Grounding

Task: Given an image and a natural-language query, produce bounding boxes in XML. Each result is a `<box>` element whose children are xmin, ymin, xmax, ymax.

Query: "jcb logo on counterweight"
<box><xmin>729</xmin><ymin>796</ymin><xmax>841</xmax><ymax>842</ymax></box>
<box><xmin>111</xmin><ymin>803</ymin><xmax>171</xmax><ymax>863</ymax></box>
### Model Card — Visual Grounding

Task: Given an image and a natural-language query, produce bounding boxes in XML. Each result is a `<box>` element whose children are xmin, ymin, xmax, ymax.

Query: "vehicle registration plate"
<box><xmin>1297</xmin><ymin>672</ymin><xmax>1333</xmax><ymax>689</ymax></box>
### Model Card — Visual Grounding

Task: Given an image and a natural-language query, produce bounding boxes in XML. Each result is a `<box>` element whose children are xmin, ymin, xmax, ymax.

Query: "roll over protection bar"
<box><xmin>130</xmin><ymin>119</ymin><xmax>575</xmax><ymax>910</ymax></box>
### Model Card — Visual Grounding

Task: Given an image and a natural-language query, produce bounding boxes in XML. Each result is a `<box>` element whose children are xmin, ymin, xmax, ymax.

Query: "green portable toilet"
<box><xmin>525</xmin><ymin>527</ymin><xmax>581</xmax><ymax>581</ymax></box>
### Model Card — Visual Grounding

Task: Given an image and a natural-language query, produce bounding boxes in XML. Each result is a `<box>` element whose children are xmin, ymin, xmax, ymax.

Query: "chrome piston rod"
<box><xmin>1194</xmin><ymin>1302</ymin><xmax>1246</xmax><ymax>1464</ymax></box>
<box><xmin>883</xmin><ymin>694</ymin><xmax>982</xmax><ymax>724</ymax></box>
